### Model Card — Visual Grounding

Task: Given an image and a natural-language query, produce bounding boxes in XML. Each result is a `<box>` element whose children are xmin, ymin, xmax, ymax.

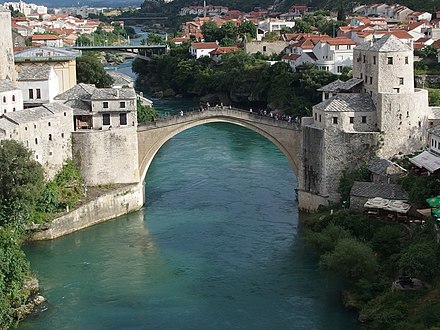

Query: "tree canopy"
<box><xmin>76</xmin><ymin>53</ymin><xmax>114</xmax><ymax>88</ymax></box>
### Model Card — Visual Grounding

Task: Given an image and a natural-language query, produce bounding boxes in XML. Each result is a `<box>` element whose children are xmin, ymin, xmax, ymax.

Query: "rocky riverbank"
<box><xmin>14</xmin><ymin>277</ymin><xmax>47</xmax><ymax>323</ymax></box>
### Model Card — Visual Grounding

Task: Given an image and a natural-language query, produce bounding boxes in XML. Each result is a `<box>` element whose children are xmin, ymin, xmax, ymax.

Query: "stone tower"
<box><xmin>0</xmin><ymin>8</ymin><xmax>15</xmax><ymax>81</ymax></box>
<box><xmin>353</xmin><ymin>35</ymin><xmax>429</xmax><ymax>158</ymax></box>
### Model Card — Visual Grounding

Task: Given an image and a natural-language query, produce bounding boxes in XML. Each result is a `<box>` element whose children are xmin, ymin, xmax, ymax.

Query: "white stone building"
<box><xmin>300</xmin><ymin>34</ymin><xmax>431</xmax><ymax>207</ymax></box>
<box><xmin>0</xmin><ymin>9</ymin><xmax>15</xmax><ymax>81</ymax></box>
<box><xmin>0</xmin><ymin>102</ymin><xmax>74</xmax><ymax>178</ymax></box>
<box><xmin>0</xmin><ymin>80</ymin><xmax>23</xmax><ymax>113</ymax></box>
<box><xmin>16</xmin><ymin>65</ymin><xmax>59</xmax><ymax>107</ymax></box>
<box><xmin>189</xmin><ymin>41</ymin><xmax>219</xmax><ymax>58</ymax></box>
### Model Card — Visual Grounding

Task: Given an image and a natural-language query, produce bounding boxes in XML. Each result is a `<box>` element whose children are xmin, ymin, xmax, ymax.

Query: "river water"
<box><xmin>19</xmin><ymin>32</ymin><xmax>358</xmax><ymax>329</ymax></box>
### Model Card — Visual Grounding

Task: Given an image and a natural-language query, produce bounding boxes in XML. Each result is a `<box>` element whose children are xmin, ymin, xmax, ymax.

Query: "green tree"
<box><xmin>320</xmin><ymin>237</ymin><xmax>377</xmax><ymax>283</ymax></box>
<box><xmin>238</xmin><ymin>20</ymin><xmax>257</xmax><ymax>39</ymax></box>
<box><xmin>0</xmin><ymin>227</ymin><xmax>31</xmax><ymax>329</ymax></box>
<box><xmin>137</xmin><ymin>100</ymin><xmax>159</xmax><ymax>123</ymax></box>
<box><xmin>293</xmin><ymin>19</ymin><xmax>313</xmax><ymax>33</ymax></box>
<box><xmin>338</xmin><ymin>164</ymin><xmax>370</xmax><ymax>204</ymax></box>
<box><xmin>398</xmin><ymin>241</ymin><xmax>439</xmax><ymax>280</ymax></box>
<box><xmin>141</xmin><ymin>33</ymin><xmax>165</xmax><ymax>45</ymax></box>
<box><xmin>76</xmin><ymin>53</ymin><xmax>114</xmax><ymax>88</ymax></box>
<box><xmin>0</xmin><ymin>140</ymin><xmax>44</xmax><ymax>229</ymax></box>
<box><xmin>201</xmin><ymin>20</ymin><xmax>223</xmax><ymax>42</ymax></box>
<box><xmin>220</xmin><ymin>21</ymin><xmax>238</xmax><ymax>41</ymax></box>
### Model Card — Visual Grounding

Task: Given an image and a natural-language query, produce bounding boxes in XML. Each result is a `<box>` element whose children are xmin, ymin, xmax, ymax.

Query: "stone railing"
<box><xmin>137</xmin><ymin>107</ymin><xmax>301</xmax><ymax>131</ymax></box>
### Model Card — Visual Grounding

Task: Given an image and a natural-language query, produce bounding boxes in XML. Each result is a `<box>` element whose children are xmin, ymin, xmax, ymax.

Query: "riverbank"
<box><xmin>30</xmin><ymin>184</ymin><xmax>144</xmax><ymax>240</ymax></box>
<box><xmin>301</xmin><ymin>209</ymin><xmax>440</xmax><ymax>329</ymax></box>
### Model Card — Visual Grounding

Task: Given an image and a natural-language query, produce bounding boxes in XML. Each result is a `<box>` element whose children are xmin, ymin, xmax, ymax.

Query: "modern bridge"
<box><xmin>72</xmin><ymin>44</ymin><xmax>168</xmax><ymax>59</ymax></box>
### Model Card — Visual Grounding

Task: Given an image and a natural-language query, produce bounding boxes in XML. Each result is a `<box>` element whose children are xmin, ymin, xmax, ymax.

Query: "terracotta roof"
<box><xmin>32</xmin><ymin>34</ymin><xmax>60</xmax><ymax>40</ymax></box>
<box><xmin>282</xmin><ymin>53</ymin><xmax>300</xmax><ymax>60</ymax></box>
<box><xmin>325</xmin><ymin>37</ymin><xmax>357</xmax><ymax>46</ymax></box>
<box><xmin>191</xmin><ymin>42</ymin><xmax>218</xmax><ymax>49</ymax></box>
<box><xmin>209</xmin><ymin>46</ymin><xmax>238</xmax><ymax>55</ymax></box>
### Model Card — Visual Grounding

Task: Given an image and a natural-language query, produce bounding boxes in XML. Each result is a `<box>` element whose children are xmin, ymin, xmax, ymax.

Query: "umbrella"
<box><xmin>426</xmin><ymin>196</ymin><xmax>440</xmax><ymax>208</ymax></box>
<box><xmin>432</xmin><ymin>208</ymin><xmax>440</xmax><ymax>218</ymax></box>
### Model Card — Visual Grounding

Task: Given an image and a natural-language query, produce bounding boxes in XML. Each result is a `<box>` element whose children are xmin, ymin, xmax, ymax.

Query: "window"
<box><xmin>12</xmin><ymin>95</ymin><xmax>15</xmax><ymax>102</ymax></box>
<box><xmin>361</xmin><ymin>116</ymin><xmax>367</xmax><ymax>123</ymax></box>
<box><xmin>360</xmin><ymin>73</ymin><xmax>363</xmax><ymax>79</ymax></box>
<box><xmin>13</xmin><ymin>107</ymin><xmax>15</xmax><ymax>112</ymax></box>
<box><xmin>36</xmin><ymin>89</ymin><xmax>41</xmax><ymax>99</ymax></box>
<box><xmin>363</xmin><ymin>55</ymin><xmax>366</xmax><ymax>63</ymax></box>
<box><xmin>369</xmin><ymin>77</ymin><xmax>373</xmax><ymax>84</ymax></box>
<box><xmin>314</xmin><ymin>113</ymin><xmax>317</xmax><ymax>120</ymax></box>
<box><xmin>64</xmin><ymin>112</ymin><xmax>67</xmax><ymax>116</ymax></box>
<box><xmin>364</xmin><ymin>76</ymin><xmax>368</xmax><ymax>83</ymax></box>
<box><xmin>102</xmin><ymin>113</ymin><xmax>110</xmax><ymax>126</ymax></box>
<box><xmin>337</xmin><ymin>66</ymin><xmax>343</xmax><ymax>73</ymax></box>
<box><xmin>35</xmin><ymin>138</ymin><xmax>38</xmax><ymax>145</ymax></box>
<box><xmin>319</xmin><ymin>114</ymin><xmax>322</xmax><ymax>122</ymax></box>
<box><xmin>399</xmin><ymin>77</ymin><xmax>404</xmax><ymax>85</ymax></box>
<box><xmin>48</xmin><ymin>134</ymin><xmax>52</xmax><ymax>141</ymax></box>
<box><xmin>349</xmin><ymin>117</ymin><xmax>354</xmax><ymax>124</ymax></box>
<box><xmin>61</xmin><ymin>133</ymin><xmax>64</xmax><ymax>138</ymax></box>
<box><xmin>35</xmin><ymin>155</ymin><xmax>38</xmax><ymax>160</ymax></box>
<box><xmin>394</xmin><ymin>88</ymin><xmax>400</xmax><ymax>93</ymax></box>
<box><xmin>120</xmin><ymin>113</ymin><xmax>127</xmax><ymax>125</ymax></box>
<box><xmin>263</xmin><ymin>46</ymin><xmax>267</xmax><ymax>52</ymax></box>
<box><xmin>29</xmin><ymin>89</ymin><xmax>34</xmax><ymax>99</ymax></box>
<box><xmin>103</xmin><ymin>102</ymin><xmax>109</xmax><ymax>108</ymax></box>
<box><xmin>347</xmin><ymin>45</ymin><xmax>351</xmax><ymax>50</ymax></box>
<box><xmin>120</xmin><ymin>101</ymin><xmax>126</xmax><ymax>109</ymax></box>
<box><xmin>324</xmin><ymin>92</ymin><xmax>329</xmax><ymax>99</ymax></box>
<box><xmin>405</xmin><ymin>56</ymin><xmax>409</xmax><ymax>64</ymax></box>
<box><xmin>48</xmin><ymin>122</ymin><xmax>51</xmax><ymax>126</ymax></box>
<box><xmin>2</xmin><ymin>96</ymin><xmax>5</xmax><ymax>103</ymax></box>
<box><xmin>373</xmin><ymin>56</ymin><xmax>376</xmax><ymax>64</ymax></box>
<box><xmin>332</xmin><ymin>117</ymin><xmax>338</xmax><ymax>124</ymax></box>
<box><xmin>387</xmin><ymin>57</ymin><xmax>393</xmax><ymax>64</ymax></box>
<box><xmin>25</xmin><ymin>127</ymin><xmax>27</xmax><ymax>131</ymax></box>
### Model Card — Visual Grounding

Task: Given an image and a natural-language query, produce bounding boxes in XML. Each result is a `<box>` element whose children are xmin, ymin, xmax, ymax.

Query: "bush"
<box><xmin>338</xmin><ymin>164</ymin><xmax>370</xmax><ymax>204</ymax></box>
<box><xmin>320</xmin><ymin>237</ymin><xmax>377</xmax><ymax>283</ymax></box>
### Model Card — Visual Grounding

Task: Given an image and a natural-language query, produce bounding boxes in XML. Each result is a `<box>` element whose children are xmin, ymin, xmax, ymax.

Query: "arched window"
<box><xmin>12</xmin><ymin>95</ymin><xmax>15</xmax><ymax>102</ymax></box>
<box><xmin>48</xmin><ymin>134</ymin><xmax>52</xmax><ymax>141</ymax></box>
<box><xmin>2</xmin><ymin>96</ymin><xmax>5</xmax><ymax>103</ymax></box>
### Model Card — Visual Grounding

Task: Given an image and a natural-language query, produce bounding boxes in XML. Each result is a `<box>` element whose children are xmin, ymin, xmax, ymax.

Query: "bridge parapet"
<box><xmin>137</xmin><ymin>107</ymin><xmax>301</xmax><ymax>131</ymax></box>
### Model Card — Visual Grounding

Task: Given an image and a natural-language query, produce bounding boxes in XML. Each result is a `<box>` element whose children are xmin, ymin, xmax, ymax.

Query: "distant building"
<box><xmin>189</xmin><ymin>41</ymin><xmax>218</xmax><ymax>58</ymax></box>
<box><xmin>108</xmin><ymin>71</ymin><xmax>134</xmax><ymax>89</ymax></box>
<box><xmin>0</xmin><ymin>9</ymin><xmax>15</xmax><ymax>81</ymax></box>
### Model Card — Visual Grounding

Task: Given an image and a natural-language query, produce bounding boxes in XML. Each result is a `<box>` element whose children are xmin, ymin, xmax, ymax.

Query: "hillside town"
<box><xmin>1</xmin><ymin>0</ymin><xmax>440</xmax><ymax>328</ymax></box>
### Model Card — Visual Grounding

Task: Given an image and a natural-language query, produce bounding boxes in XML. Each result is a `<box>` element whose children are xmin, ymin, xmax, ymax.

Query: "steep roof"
<box><xmin>55</xmin><ymin>83</ymin><xmax>96</xmax><ymax>101</ymax></box>
<box><xmin>0</xmin><ymin>79</ymin><xmax>19</xmax><ymax>93</ymax></box>
<box><xmin>317</xmin><ymin>78</ymin><xmax>363</xmax><ymax>93</ymax></box>
<box><xmin>17</xmin><ymin>65</ymin><xmax>53</xmax><ymax>81</ymax></box>
<box><xmin>350</xmin><ymin>181</ymin><xmax>408</xmax><ymax>199</ymax></box>
<box><xmin>355</xmin><ymin>34</ymin><xmax>412</xmax><ymax>52</ymax></box>
<box><xmin>2</xmin><ymin>103</ymin><xmax>71</xmax><ymax>124</ymax></box>
<box><xmin>314</xmin><ymin>93</ymin><xmax>376</xmax><ymax>113</ymax></box>
<box><xmin>90</xmin><ymin>88</ymin><xmax>136</xmax><ymax>100</ymax></box>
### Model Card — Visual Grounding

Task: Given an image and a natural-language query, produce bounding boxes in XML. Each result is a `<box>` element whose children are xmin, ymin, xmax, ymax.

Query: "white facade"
<box><xmin>312</xmin><ymin>40</ymin><xmax>355</xmax><ymax>74</ymax></box>
<box><xmin>0</xmin><ymin>102</ymin><xmax>73</xmax><ymax>178</ymax></box>
<box><xmin>17</xmin><ymin>66</ymin><xmax>59</xmax><ymax>106</ymax></box>
<box><xmin>0</xmin><ymin>80</ymin><xmax>23</xmax><ymax>114</ymax></box>
<box><xmin>189</xmin><ymin>42</ymin><xmax>218</xmax><ymax>58</ymax></box>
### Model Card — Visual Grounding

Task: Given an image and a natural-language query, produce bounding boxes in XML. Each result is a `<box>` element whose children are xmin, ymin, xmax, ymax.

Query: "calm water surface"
<box><xmin>20</xmin><ymin>121</ymin><xmax>358</xmax><ymax>329</ymax></box>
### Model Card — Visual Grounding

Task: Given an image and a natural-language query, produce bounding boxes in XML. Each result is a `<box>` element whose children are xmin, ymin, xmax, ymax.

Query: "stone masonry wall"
<box><xmin>72</xmin><ymin>127</ymin><xmax>140</xmax><ymax>186</ymax></box>
<box><xmin>31</xmin><ymin>184</ymin><xmax>144</xmax><ymax>240</ymax></box>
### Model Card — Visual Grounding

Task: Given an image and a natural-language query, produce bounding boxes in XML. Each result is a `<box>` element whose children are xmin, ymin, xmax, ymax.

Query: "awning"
<box><xmin>426</xmin><ymin>196</ymin><xmax>440</xmax><ymax>208</ymax></box>
<box><xmin>409</xmin><ymin>151</ymin><xmax>440</xmax><ymax>173</ymax></box>
<box><xmin>364</xmin><ymin>198</ymin><xmax>410</xmax><ymax>214</ymax></box>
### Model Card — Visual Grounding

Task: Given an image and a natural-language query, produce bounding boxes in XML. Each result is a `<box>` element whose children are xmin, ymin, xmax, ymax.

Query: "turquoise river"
<box><xmin>19</xmin><ymin>46</ymin><xmax>359</xmax><ymax>328</ymax></box>
<box><xmin>20</xmin><ymin>118</ymin><xmax>359</xmax><ymax>329</ymax></box>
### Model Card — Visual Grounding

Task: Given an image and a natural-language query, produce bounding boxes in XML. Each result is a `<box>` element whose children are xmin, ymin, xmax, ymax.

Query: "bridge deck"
<box><xmin>137</xmin><ymin>107</ymin><xmax>301</xmax><ymax>131</ymax></box>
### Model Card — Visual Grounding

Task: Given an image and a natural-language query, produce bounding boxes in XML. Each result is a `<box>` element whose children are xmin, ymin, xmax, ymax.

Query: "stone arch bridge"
<box><xmin>137</xmin><ymin>107</ymin><xmax>305</xmax><ymax>202</ymax></box>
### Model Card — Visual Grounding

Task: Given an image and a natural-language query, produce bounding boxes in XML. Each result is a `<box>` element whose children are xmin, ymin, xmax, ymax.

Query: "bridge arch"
<box><xmin>137</xmin><ymin>113</ymin><xmax>302</xmax><ymax>184</ymax></box>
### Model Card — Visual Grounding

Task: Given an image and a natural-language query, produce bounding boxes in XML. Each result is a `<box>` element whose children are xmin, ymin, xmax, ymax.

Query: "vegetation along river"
<box><xmin>19</xmin><ymin>47</ymin><xmax>358</xmax><ymax>329</ymax></box>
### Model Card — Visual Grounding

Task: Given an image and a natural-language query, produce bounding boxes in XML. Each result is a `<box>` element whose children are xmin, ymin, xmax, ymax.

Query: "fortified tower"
<box><xmin>0</xmin><ymin>8</ymin><xmax>15</xmax><ymax>81</ymax></box>
<box><xmin>353</xmin><ymin>35</ymin><xmax>429</xmax><ymax>158</ymax></box>
<box><xmin>298</xmin><ymin>35</ymin><xmax>430</xmax><ymax>211</ymax></box>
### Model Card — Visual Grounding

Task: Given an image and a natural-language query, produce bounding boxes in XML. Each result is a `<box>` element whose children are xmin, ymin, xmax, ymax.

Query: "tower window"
<box><xmin>405</xmin><ymin>56</ymin><xmax>409</xmax><ymax>64</ymax></box>
<box><xmin>120</xmin><ymin>101</ymin><xmax>126</xmax><ymax>109</ymax></box>
<box><xmin>332</xmin><ymin>117</ymin><xmax>338</xmax><ymax>124</ymax></box>
<box><xmin>387</xmin><ymin>57</ymin><xmax>393</xmax><ymax>64</ymax></box>
<box><xmin>103</xmin><ymin>101</ymin><xmax>109</xmax><ymax>108</ymax></box>
<box><xmin>2</xmin><ymin>96</ymin><xmax>5</xmax><ymax>103</ymax></box>
<box><xmin>29</xmin><ymin>89</ymin><xmax>34</xmax><ymax>99</ymax></box>
<box><xmin>36</xmin><ymin>89</ymin><xmax>41</xmax><ymax>99</ymax></box>
<box><xmin>49</xmin><ymin>134</ymin><xmax>52</xmax><ymax>141</ymax></box>
<box><xmin>349</xmin><ymin>117</ymin><xmax>354</xmax><ymax>124</ymax></box>
<box><xmin>399</xmin><ymin>77</ymin><xmax>404</xmax><ymax>85</ymax></box>
<box><xmin>12</xmin><ymin>95</ymin><xmax>15</xmax><ymax>102</ymax></box>
<box><xmin>369</xmin><ymin>77</ymin><xmax>373</xmax><ymax>84</ymax></box>
<box><xmin>373</xmin><ymin>56</ymin><xmax>376</xmax><ymax>64</ymax></box>
<box><xmin>362</xmin><ymin>116</ymin><xmax>367</xmax><ymax>123</ymax></box>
